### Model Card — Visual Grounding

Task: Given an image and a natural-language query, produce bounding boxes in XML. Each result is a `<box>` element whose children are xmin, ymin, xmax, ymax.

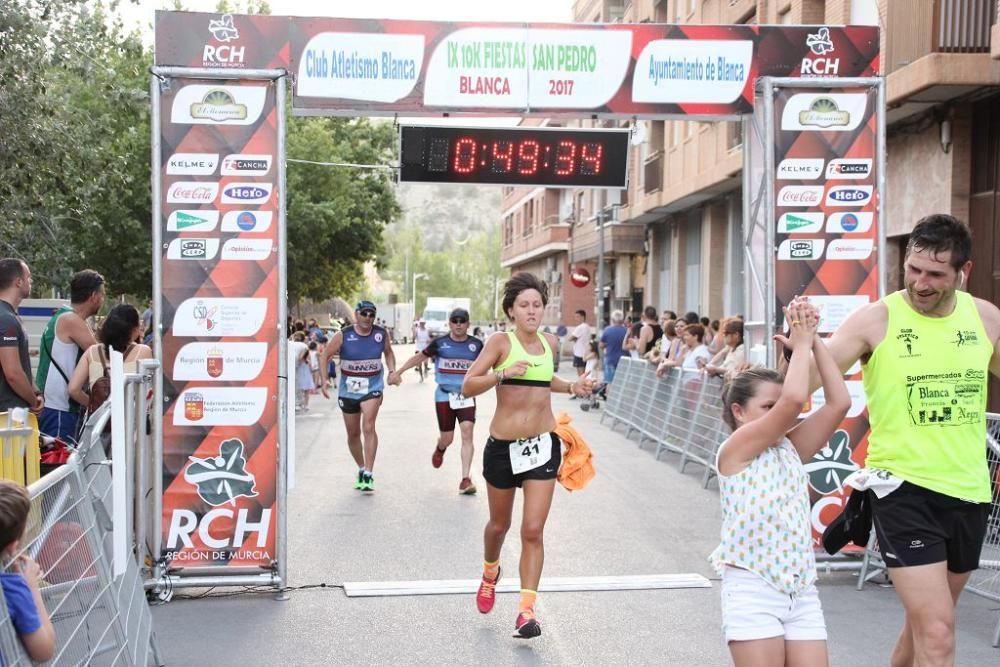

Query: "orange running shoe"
<box><xmin>432</xmin><ymin>445</ymin><xmax>446</xmax><ymax>469</ymax></box>
<box><xmin>514</xmin><ymin>608</ymin><xmax>541</xmax><ymax>639</ymax></box>
<box><xmin>475</xmin><ymin>567</ymin><xmax>500</xmax><ymax>614</ymax></box>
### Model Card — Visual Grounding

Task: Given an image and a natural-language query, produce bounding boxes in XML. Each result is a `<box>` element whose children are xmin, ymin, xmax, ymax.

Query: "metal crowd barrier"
<box><xmin>0</xmin><ymin>402</ymin><xmax>161</xmax><ymax>665</ymax></box>
<box><xmin>601</xmin><ymin>357</ymin><xmax>728</xmax><ymax>487</ymax></box>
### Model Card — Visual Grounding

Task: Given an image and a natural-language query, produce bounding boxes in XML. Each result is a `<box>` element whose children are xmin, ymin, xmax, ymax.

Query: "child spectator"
<box><xmin>710</xmin><ymin>302</ymin><xmax>848</xmax><ymax>666</ymax></box>
<box><xmin>583</xmin><ymin>340</ymin><xmax>599</xmax><ymax>379</ymax></box>
<box><xmin>0</xmin><ymin>480</ymin><xmax>55</xmax><ymax>662</ymax></box>
<box><xmin>308</xmin><ymin>341</ymin><xmax>321</xmax><ymax>393</ymax></box>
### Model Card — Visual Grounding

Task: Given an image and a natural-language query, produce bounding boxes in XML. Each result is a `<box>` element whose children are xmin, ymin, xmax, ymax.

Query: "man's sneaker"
<box><xmin>458</xmin><ymin>478</ymin><xmax>477</xmax><ymax>495</ymax></box>
<box><xmin>353</xmin><ymin>470</ymin><xmax>365</xmax><ymax>490</ymax></box>
<box><xmin>514</xmin><ymin>609</ymin><xmax>541</xmax><ymax>639</ymax></box>
<box><xmin>361</xmin><ymin>473</ymin><xmax>374</xmax><ymax>492</ymax></box>
<box><xmin>475</xmin><ymin>568</ymin><xmax>500</xmax><ymax>614</ymax></box>
<box><xmin>432</xmin><ymin>445</ymin><xmax>447</xmax><ymax>469</ymax></box>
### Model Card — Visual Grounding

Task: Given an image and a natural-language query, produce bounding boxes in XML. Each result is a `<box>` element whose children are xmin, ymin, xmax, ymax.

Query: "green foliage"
<box><xmin>285</xmin><ymin>115</ymin><xmax>400</xmax><ymax>303</ymax></box>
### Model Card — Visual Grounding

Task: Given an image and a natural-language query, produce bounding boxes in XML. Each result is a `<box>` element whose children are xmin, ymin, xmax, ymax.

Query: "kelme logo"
<box><xmin>183</xmin><ymin>438</ymin><xmax>258</xmax><ymax>506</ymax></box>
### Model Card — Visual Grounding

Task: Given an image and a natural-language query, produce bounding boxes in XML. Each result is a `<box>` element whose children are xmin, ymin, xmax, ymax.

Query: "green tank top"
<box><xmin>863</xmin><ymin>291</ymin><xmax>992</xmax><ymax>502</ymax></box>
<box><xmin>494</xmin><ymin>331</ymin><xmax>554</xmax><ymax>386</ymax></box>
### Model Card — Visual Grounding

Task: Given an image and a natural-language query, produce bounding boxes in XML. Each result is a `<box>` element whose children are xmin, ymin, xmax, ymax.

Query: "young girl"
<box><xmin>710</xmin><ymin>302</ymin><xmax>850</xmax><ymax>667</ymax></box>
<box><xmin>583</xmin><ymin>340</ymin><xmax>599</xmax><ymax>378</ymax></box>
<box><xmin>308</xmin><ymin>341</ymin><xmax>321</xmax><ymax>393</ymax></box>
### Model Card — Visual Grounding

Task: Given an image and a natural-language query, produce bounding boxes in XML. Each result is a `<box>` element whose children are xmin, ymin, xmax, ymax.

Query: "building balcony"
<box><xmin>886</xmin><ymin>0</ymin><xmax>1000</xmax><ymax>124</ymax></box>
<box><xmin>569</xmin><ymin>222</ymin><xmax>646</xmax><ymax>263</ymax></box>
<box><xmin>501</xmin><ymin>223</ymin><xmax>570</xmax><ymax>268</ymax></box>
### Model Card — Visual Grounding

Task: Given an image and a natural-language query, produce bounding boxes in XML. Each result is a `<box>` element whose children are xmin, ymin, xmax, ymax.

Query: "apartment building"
<box><xmin>499</xmin><ymin>0</ymin><xmax>1000</xmax><ymax>358</ymax></box>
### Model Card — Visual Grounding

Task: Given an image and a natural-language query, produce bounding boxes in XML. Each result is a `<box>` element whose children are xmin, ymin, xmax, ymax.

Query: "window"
<box><xmin>523</xmin><ymin>199</ymin><xmax>534</xmax><ymax>237</ymax></box>
<box><xmin>576</xmin><ymin>192</ymin><xmax>586</xmax><ymax>226</ymax></box>
<box><xmin>684</xmin><ymin>212</ymin><xmax>702</xmax><ymax>313</ymax></box>
<box><xmin>503</xmin><ymin>215</ymin><xmax>514</xmax><ymax>246</ymax></box>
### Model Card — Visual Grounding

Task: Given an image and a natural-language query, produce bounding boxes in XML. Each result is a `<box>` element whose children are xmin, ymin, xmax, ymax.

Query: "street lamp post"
<box><xmin>412</xmin><ymin>272</ymin><xmax>428</xmax><ymax>316</ymax></box>
<box><xmin>592</xmin><ymin>204</ymin><xmax>620</xmax><ymax>329</ymax></box>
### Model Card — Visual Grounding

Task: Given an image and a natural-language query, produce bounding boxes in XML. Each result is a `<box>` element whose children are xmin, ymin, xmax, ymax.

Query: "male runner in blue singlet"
<box><xmin>320</xmin><ymin>301</ymin><xmax>396</xmax><ymax>491</ymax></box>
<box><xmin>390</xmin><ymin>308</ymin><xmax>483</xmax><ymax>494</ymax></box>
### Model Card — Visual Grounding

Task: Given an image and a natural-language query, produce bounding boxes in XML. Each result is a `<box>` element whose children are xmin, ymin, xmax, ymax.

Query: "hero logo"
<box><xmin>221</xmin><ymin>183</ymin><xmax>272</xmax><ymax>204</ymax></box>
<box><xmin>204</xmin><ymin>14</ymin><xmax>245</xmax><ymax>67</ymax></box>
<box><xmin>777</xmin><ymin>158</ymin><xmax>823</xmax><ymax>181</ymax></box>
<box><xmin>221</xmin><ymin>154</ymin><xmax>272</xmax><ymax>176</ymax></box>
<box><xmin>826</xmin><ymin>158</ymin><xmax>872</xmax><ymax>180</ymax></box>
<box><xmin>777</xmin><ymin>186</ymin><xmax>823</xmax><ymax>207</ymax></box>
<box><xmin>166</xmin><ymin>182</ymin><xmax>219</xmax><ymax>204</ymax></box>
<box><xmin>802</xmin><ymin>27</ymin><xmax>840</xmax><ymax>76</ymax></box>
<box><xmin>825</xmin><ymin>185</ymin><xmax>873</xmax><ymax>207</ymax></box>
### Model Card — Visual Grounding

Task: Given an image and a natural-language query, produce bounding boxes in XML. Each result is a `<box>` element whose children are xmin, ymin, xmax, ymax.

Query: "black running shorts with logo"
<box><xmin>434</xmin><ymin>401</ymin><xmax>476</xmax><ymax>432</ymax></box>
<box><xmin>482</xmin><ymin>433</ymin><xmax>562</xmax><ymax>489</ymax></box>
<box><xmin>870</xmin><ymin>480</ymin><xmax>990</xmax><ymax>572</ymax></box>
<box><xmin>338</xmin><ymin>391</ymin><xmax>383</xmax><ymax>414</ymax></box>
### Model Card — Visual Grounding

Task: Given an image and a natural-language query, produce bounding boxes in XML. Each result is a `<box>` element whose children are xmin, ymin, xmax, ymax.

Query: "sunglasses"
<box><xmin>359</xmin><ymin>310</ymin><xmax>376</xmax><ymax>318</ymax></box>
<box><xmin>450</xmin><ymin>317</ymin><xmax>468</xmax><ymax>324</ymax></box>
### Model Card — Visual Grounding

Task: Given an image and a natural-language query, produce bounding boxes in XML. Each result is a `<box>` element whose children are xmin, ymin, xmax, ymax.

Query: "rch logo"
<box><xmin>205</xmin><ymin>15</ymin><xmax>244</xmax><ymax>66</ymax></box>
<box><xmin>803</xmin><ymin>27</ymin><xmax>840</xmax><ymax>76</ymax></box>
<box><xmin>184</xmin><ymin>438</ymin><xmax>259</xmax><ymax>507</ymax></box>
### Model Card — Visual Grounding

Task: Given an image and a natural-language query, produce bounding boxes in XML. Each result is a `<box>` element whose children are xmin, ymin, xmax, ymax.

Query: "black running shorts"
<box><xmin>434</xmin><ymin>400</ymin><xmax>476</xmax><ymax>432</ymax></box>
<box><xmin>338</xmin><ymin>391</ymin><xmax>383</xmax><ymax>414</ymax></box>
<box><xmin>870</xmin><ymin>480</ymin><xmax>990</xmax><ymax>572</ymax></box>
<box><xmin>572</xmin><ymin>355</ymin><xmax>586</xmax><ymax>369</ymax></box>
<box><xmin>482</xmin><ymin>433</ymin><xmax>561</xmax><ymax>489</ymax></box>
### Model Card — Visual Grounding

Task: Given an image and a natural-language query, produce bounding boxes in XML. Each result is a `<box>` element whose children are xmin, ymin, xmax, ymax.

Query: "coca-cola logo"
<box><xmin>166</xmin><ymin>181</ymin><xmax>219</xmax><ymax>203</ymax></box>
<box><xmin>777</xmin><ymin>186</ymin><xmax>823</xmax><ymax>207</ymax></box>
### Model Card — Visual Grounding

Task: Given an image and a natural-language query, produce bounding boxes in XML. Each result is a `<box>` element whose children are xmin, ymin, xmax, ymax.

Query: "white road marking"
<box><xmin>343</xmin><ymin>573</ymin><xmax>711</xmax><ymax>597</ymax></box>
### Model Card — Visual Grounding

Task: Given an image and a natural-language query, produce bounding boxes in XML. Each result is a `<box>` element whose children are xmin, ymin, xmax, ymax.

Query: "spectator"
<box><xmin>599</xmin><ymin>310</ymin><xmax>628</xmax><ymax>385</ymax></box>
<box><xmin>569</xmin><ymin>309</ymin><xmax>591</xmax><ymax>380</ymax></box>
<box><xmin>656</xmin><ymin>323</ymin><xmax>712</xmax><ymax>376</ymax></box>
<box><xmin>704</xmin><ymin>319</ymin><xmax>746</xmax><ymax>378</ymax></box>
<box><xmin>682</xmin><ymin>311</ymin><xmax>700</xmax><ymax>325</ymax></box>
<box><xmin>635</xmin><ymin>306</ymin><xmax>663</xmax><ymax>357</ymax></box>
<box><xmin>707</xmin><ymin>319</ymin><xmax>722</xmax><ymax>352</ymax></box>
<box><xmin>36</xmin><ymin>270</ymin><xmax>104</xmax><ymax>440</ymax></box>
<box><xmin>0</xmin><ymin>480</ymin><xmax>55</xmax><ymax>662</ymax></box>
<box><xmin>624</xmin><ymin>321</ymin><xmax>644</xmax><ymax>359</ymax></box>
<box><xmin>67</xmin><ymin>304</ymin><xmax>153</xmax><ymax>411</ymax></box>
<box><xmin>649</xmin><ymin>320</ymin><xmax>682</xmax><ymax>366</ymax></box>
<box><xmin>661</xmin><ymin>309</ymin><xmax>677</xmax><ymax>321</ymax></box>
<box><xmin>141</xmin><ymin>304</ymin><xmax>154</xmax><ymax>346</ymax></box>
<box><xmin>0</xmin><ymin>259</ymin><xmax>41</xmax><ymax>414</ymax></box>
<box><xmin>288</xmin><ymin>332</ymin><xmax>310</xmax><ymax>412</ymax></box>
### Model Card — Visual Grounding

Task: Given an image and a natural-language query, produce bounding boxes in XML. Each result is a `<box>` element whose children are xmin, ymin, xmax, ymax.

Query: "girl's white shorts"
<box><xmin>720</xmin><ymin>566</ymin><xmax>827</xmax><ymax>643</ymax></box>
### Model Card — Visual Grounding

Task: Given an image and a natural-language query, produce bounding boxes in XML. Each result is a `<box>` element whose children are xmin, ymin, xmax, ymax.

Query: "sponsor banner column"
<box><xmin>773</xmin><ymin>86</ymin><xmax>881</xmax><ymax>548</ymax></box>
<box><xmin>158</xmin><ymin>78</ymin><xmax>279</xmax><ymax>569</ymax></box>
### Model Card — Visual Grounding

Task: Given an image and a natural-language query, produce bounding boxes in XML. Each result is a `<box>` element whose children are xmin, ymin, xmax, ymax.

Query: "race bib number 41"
<box><xmin>508</xmin><ymin>434</ymin><xmax>551</xmax><ymax>475</ymax></box>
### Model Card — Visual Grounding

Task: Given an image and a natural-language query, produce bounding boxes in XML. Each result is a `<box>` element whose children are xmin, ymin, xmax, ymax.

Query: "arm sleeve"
<box><xmin>423</xmin><ymin>338</ymin><xmax>439</xmax><ymax>358</ymax></box>
<box><xmin>2</xmin><ymin>575</ymin><xmax>41</xmax><ymax>635</ymax></box>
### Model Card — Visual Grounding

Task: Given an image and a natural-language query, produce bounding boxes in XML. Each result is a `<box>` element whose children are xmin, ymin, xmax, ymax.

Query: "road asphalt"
<box><xmin>151</xmin><ymin>344</ymin><xmax>1000</xmax><ymax>666</ymax></box>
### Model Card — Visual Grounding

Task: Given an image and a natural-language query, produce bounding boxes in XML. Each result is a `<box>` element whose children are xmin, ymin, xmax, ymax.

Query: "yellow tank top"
<box><xmin>862</xmin><ymin>291</ymin><xmax>992</xmax><ymax>502</ymax></box>
<box><xmin>494</xmin><ymin>331</ymin><xmax>554</xmax><ymax>386</ymax></box>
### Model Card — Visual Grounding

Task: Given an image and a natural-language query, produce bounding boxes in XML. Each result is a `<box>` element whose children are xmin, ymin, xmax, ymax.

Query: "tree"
<box><xmin>285</xmin><ymin>116</ymin><xmax>400</xmax><ymax>304</ymax></box>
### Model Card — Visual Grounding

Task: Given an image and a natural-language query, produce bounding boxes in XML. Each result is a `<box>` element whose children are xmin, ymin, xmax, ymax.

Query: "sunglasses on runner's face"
<box><xmin>450</xmin><ymin>317</ymin><xmax>468</xmax><ymax>324</ymax></box>
<box><xmin>359</xmin><ymin>310</ymin><xmax>376</xmax><ymax>318</ymax></box>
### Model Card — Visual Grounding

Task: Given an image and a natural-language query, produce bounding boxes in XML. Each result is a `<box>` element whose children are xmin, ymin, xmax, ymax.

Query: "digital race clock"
<box><xmin>399</xmin><ymin>125</ymin><xmax>630</xmax><ymax>189</ymax></box>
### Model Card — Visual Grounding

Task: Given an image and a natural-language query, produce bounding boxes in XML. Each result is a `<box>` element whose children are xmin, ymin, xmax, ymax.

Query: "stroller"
<box><xmin>579</xmin><ymin>380</ymin><xmax>608</xmax><ymax>412</ymax></box>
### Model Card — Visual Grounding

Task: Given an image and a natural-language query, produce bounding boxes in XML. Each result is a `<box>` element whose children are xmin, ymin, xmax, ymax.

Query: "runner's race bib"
<box><xmin>508</xmin><ymin>434</ymin><xmax>551</xmax><ymax>475</ymax></box>
<box><xmin>448</xmin><ymin>393</ymin><xmax>474</xmax><ymax>410</ymax></box>
<box><xmin>346</xmin><ymin>376</ymin><xmax>370</xmax><ymax>394</ymax></box>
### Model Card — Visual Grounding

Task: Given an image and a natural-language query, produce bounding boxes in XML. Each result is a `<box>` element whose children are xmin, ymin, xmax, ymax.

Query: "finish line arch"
<box><xmin>148</xmin><ymin>10</ymin><xmax>883</xmax><ymax>593</ymax></box>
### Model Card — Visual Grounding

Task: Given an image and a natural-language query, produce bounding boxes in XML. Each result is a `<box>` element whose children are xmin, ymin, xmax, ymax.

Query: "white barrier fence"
<box><xmin>603</xmin><ymin>357</ymin><xmax>1000</xmax><ymax>648</ymax></box>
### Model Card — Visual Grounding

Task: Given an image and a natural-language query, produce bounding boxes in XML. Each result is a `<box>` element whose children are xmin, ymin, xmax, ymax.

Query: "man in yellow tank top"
<box><xmin>799</xmin><ymin>214</ymin><xmax>1000</xmax><ymax>667</ymax></box>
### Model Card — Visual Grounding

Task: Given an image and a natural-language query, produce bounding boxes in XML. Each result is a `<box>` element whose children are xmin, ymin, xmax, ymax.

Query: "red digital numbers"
<box><xmin>490</xmin><ymin>141</ymin><xmax>514</xmax><ymax>174</ymax></box>
<box><xmin>580</xmin><ymin>142</ymin><xmax>603</xmax><ymax>176</ymax></box>
<box><xmin>517</xmin><ymin>140</ymin><xmax>540</xmax><ymax>175</ymax></box>
<box><xmin>451</xmin><ymin>136</ymin><xmax>604</xmax><ymax>179</ymax></box>
<box><xmin>554</xmin><ymin>140</ymin><xmax>576</xmax><ymax>176</ymax></box>
<box><xmin>453</xmin><ymin>137</ymin><xmax>477</xmax><ymax>174</ymax></box>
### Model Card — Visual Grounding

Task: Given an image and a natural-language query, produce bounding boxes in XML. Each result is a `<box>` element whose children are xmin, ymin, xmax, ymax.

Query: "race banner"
<box><xmin>771</xmin><ymin>85</ymin><xmax>881</xmax><ymax>548</ymax></box>
<box><xmin>154</xmin><ymin>11</ymin><xmax>879</xmax><ymax>118</ymax></box>
<box><xmin>158</xmin><ymin>78</ymin><xmax>281</xmax><ymax>569</ymax></box>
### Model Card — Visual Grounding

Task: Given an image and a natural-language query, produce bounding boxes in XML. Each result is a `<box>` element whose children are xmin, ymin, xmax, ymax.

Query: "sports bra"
<box><xmin>494</xmin><ymin>331</ymin><xmax>554</xmax><ymax>387</ymax></box>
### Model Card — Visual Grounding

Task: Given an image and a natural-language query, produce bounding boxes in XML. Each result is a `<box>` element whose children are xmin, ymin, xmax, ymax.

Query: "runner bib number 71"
<box><xmin>508</xmin><ymin>434</ymin><xmax>551</xmax><ymax>475</ymax></box>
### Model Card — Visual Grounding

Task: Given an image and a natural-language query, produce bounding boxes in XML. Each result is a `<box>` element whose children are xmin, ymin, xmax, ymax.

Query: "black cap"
<box><xmin>449</xmin><ymin>308</ymin><xmax>470</xmax><ymax>320</ymax></box>
<box><xmin>355</xmin><ymin>300</ymin><xmax>376</xmax><ymax>312</ymax></box>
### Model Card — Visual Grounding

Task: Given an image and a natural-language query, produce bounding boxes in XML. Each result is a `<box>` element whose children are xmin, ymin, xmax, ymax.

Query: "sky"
<box><xmin>121</xmin><ymin>0</ymin><xmax>574</xmax><ymax>34</ymax></box>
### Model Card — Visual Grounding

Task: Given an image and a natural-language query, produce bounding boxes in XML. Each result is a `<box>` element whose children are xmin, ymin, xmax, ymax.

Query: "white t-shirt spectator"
<box><xmin>572</xmin><ymin>323</ymin><xmax>592</xmax><ymax>358</ymax></box>
<box><xmin>682</xmin><ymin>344</ymin><xmax>712</xmax><ymax>370</ymax></box>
